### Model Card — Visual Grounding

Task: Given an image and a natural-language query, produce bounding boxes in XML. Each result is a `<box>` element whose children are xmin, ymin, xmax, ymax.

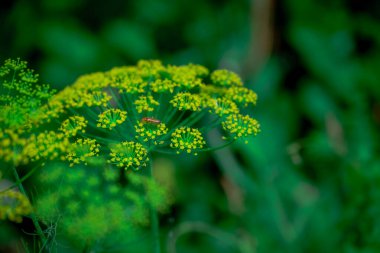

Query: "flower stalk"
<box><xmin>12</xmin><ymin>166</ymin><xmax>47</xmax><ymax>247</ymax></box>
<box><xmin>148</xmin><ymin>157</ymin><xmax>161</xmax><ymax>253</ymax></box>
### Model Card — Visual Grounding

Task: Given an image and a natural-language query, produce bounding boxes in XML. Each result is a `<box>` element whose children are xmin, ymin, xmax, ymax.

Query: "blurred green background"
<box><xmin>2</xmin><ymin>0</ymin><xmax>380</xmax><ymax>252</ymax></box>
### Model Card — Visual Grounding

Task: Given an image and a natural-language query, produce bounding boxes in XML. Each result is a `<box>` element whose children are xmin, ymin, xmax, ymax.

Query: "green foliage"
<box><xmin>33</xmin><ymin>162</ymin><xmax>172</xmax><ymax>251</ymax></box>
<box><xmin>1</xmin><ymin>0</ymin><xmax>380</xmax><ymax>252</ymax></box>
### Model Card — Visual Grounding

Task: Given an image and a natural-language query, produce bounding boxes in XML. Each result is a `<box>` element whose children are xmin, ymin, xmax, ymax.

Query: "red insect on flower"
<box><xmin>141</xmin><ymin>117</ymin><xmax>161</xmax><ymax>125</ymax></box>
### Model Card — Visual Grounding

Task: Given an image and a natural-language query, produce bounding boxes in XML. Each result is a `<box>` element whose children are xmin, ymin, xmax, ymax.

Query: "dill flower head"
<box><xmin>97</xmin><ymin>109</ymin><xmax>127</xmax><ymax>130</ymax></box>
<box><xmin>170</xmin><ymin>127</ymin><xmax>206</xmax><ymax>155</ymax></box>
<box><xmin>211</xmin><ymin>69</ymin><xmax>243</xmax><ymax>87</ymax></box>
<box><xmin>66</xmin><ymin>138</ymin><xmax>100</xmax><ymax>167</ymax></box>
<box><xmin>135</xmin><ymin>122</ymin><xmax>168</xmax><ymax>143</ymax></box>
<box><xmin>222</xmin><ymin>114</ymin><xmax>260</xmax><ymax>141</ymax></box>
<box><xmin>60</xmin><ymin>116</ymin><xmax>88</xmax><ymax>137</ymax></box>
<box><xmin>226</xmin><ymin>86</ymin><xmax>258</xmax><ymax>107</ymax></box>
<box><xmin>170</xmin><ymin>92</ymin><xmax>202</xmax><ymax>112</ymax></box>
<box><xmin>208</xmin><ymin>97</ymin><xmax>240</xmax><ymax>117</ymax></box>
<box><xmin>108</xmin><ymin>141</ymin><xmax>148</xmax><ymax>170</ymax></box>
<box><xmin>10</xmin><ymin>59</ymin><xmax>260</xmax><ymax>171</ymax></box>
<box><xmin>23</xmin><ymin>131</ymin><xmax>70</xmax><ymax>162</ymax></box>
<box><xmin>134</xmin><ymin>95</ymin><xmax>159</xmax><ymax>113</ymax></box>
<box><xmin>150</xmin><ymin>79</ymin><xmax>177</xmax><ymax>93</ymax></box>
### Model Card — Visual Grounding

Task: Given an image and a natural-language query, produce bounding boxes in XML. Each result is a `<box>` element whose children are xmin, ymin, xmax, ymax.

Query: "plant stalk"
<box><xmin>148</xmin><ymin>158</ymin><xmax>161</xmax><ymax>253</ymax></box>
<box><xmin>12</xmin><ymin>166</ymin><xmax>48</xmax><ymax>248</ymax></box>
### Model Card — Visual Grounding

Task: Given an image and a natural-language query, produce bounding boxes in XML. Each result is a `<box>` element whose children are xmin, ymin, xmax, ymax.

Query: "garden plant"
<box><xmin>0</xmin><ymin>58</ymin><xmax>259</xmax><ymax>252</ymax></box>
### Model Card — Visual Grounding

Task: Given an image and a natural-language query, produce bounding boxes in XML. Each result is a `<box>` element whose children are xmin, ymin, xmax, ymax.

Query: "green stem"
<box><xmin>0</xmin><ymin>164</ymin><xmax>41</xmax><ymax>194</ymax></box>
<box><xmin>179</xmin><ymin>111</ymin><xmax>206</xmax><ymax>128</ymax></box>
<box><xmin>148</xmin><ymin>157</ymin><xmax>161</xmax><ymax>253</ymax></box>
<box><xmin>162</xmin><ymin>106</ymin><xmax>178</xmax><ymax>124</ymax></box>
<box><xmin>125</xmin><ymin>93</ymin><xmax>140</xmax><ymax>121</ymax></box>
<box><xmin>153</xmin><ymin>149</ymin><xmax>177</xmax><ymax>155</ymax></box>
<box><xmin>170</xmin><ymin>110</ymin><xmax>186</xmax><ymax>128</ymax></box>
<box><xmin>166</xmin><ymin>111</ymin><xmax>205</xmax><ymax>138</ymax></box>
<box><xmin>197</xmin><ymin>139</ymin><xmax>236</xmax><ymax>153</ymax></box>
<box><xmin>12</xmin><ymin>166</ymin><xmax>48</xmax><ymax>247</ymax></box>
<box><xmin>82</xmin><ymin>132</ymin><xmax>118</xmax><ymax>145</ymax></box>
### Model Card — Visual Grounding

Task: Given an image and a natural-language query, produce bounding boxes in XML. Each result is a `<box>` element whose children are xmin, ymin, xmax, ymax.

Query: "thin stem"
<box><xmin>12</xmin><ymin>166</ymin><xmax>48</xmax><ymax>247</ymax></box>
<box><xmin>169</xmin><ymin>110</ymin><xmax>186</xmax><ymax>129</ymax></box>
<box><xmin>81</xmin><ymin>132</ymin><xmax>119</xmax><ymax>145</ymax></box>
<box><xmin>148</xmin><ymin>157</ymin><xmax>161</xmax><ymax>253</ymax></box>
<box><xmin>197</xmin><ymin>139</ymin><xmax>236</xmax><ymax>153</ymax></box>
<box><xmin>21</xmin><ymin>238</ymin><xmax>31</xmax><ymax>253</ymax></box>
<box><xmin>165</xmin><ymin>111</ymin><xmax>206</xmax><ymax>138</ymax></box>
<box><xmin>162</xmin><ymin>106</ymin><xmax>178</xmax><ymax>124</ymax></box>
<box><xmin>125</xmin><ymin>93</ymin><xmax>140</xmax><ymax>121</ymax></box>
<box><xmin>0</xmin><ymin>163</ymin><xmax>41</xmax><ymax>194</ymax></box>
<box><xmin>153</xmin><ymin>149</ymin><xmax>177</xmax><ymax>155</ymax></box>
<box><xmin>156</xmin><ymin>92</ymin><xmax>164</xmax><ymax>107</ymax></box>
<box><xmin>179</xmin><ymin>111</ymin><xmax>206</xmax><ymax>128</ymax></box>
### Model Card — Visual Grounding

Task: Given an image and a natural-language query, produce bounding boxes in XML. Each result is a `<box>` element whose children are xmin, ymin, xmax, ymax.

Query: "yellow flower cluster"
<box><xmin>40</xmin><ymin>99</ymin><xmax>65</xmax><ymax>121</ymax></box>
<box><xmin>74</xmin><ymin>72</ymin><xmax>109</xmax><ymax>90</ymax></box>
<box><xmin>208</xmin><ymin>97</ymin><xmax>239</xmax><ymax>117</ymax></box>
<box><xmin>0</xmin><ymin>189</ymin><xmax>32</xmax><ymax>223</ymax></box>
<box><xmin>222</xmin><ymin>114</ymin><xmax>260</xmax><ymax>141</ymax></box>
<box><xmin>0</xmin><ymin>129</ymin><xmax>27</xmax><ymax>164</ymax></box>
<box><xmin>134</xmin><ymin>95</ymin><xmax>159</xmax><ymax>113</ymax></box>
<box><xmin>65</xmin><ymin>90</ymin><xmax>112</xmax><ymax>108</ymax></box>
<box><xmin>226</xmin><ymin>86</ymin><xmax>258</xmax><ymax>107</ymax></box>
<box><xmin>211</xmin><ymin>69</ymin><xmax>243</xmax><ymax>87</ymax></box>
<box><xmin>170</xmin><ymin>127</ymin><xmax>206</xmax><ymax>155</ymax></box>
<box><xmin>60</xmin><ymin>116</ymin><xmax>88</xmax><ymax>137</ymax></box>
<box><xmin>137</xmin><ymin>60</ymin><xmax>165</xmax><ymax>80</ymax></box>
<box><xmin>97</xmin><ymin>109</ymin><xmax>127</xmax><ymax>130</ymax></box>
<box><xmin>120</xmin><ymin>76</ymin><xmax>147</xmax><ymax>94</ymax></box>
<box><xmin>109</xmin><ymin>68</ymin><xmax>146</xmax><ymax>94</ymax></box>
<box><xmin>35</xmin><ymin>80</ymin><xmax>112</xmax><ymax>122</ymax></box>
<box><xmin>201</xmin><ymin>84</ymin><xmax>227</xmax><ymax>97</ymax></box>
<box><xmin>186</xmin><ymin>64</ymin><xmax>209</xmax><ymax>78</ymax></box>
<box><xmin>170</xmin><ymin>92</ymin><xmax>202</xmax><ymax>111</ymax></box>
<box><xmin>167</xmin><ymin>65</ymin><xmax>205</xmax><ymax>89</ymax></box>
<box><xmin>0</xmin><ymin>129</ymin><xmax>71</xmax><ymax>165</ymax></box>
<box><xmin>135</xmin><ymin>122</ymin><xmax>168</xmax><ymax>143</ymax></box>
<box><xmin>23</xmin><ymin>131</ymin><xmax>70</xmax><ymax>162</ymax></box>
<box><xmin>66</xmin><ymin>138</ymin><xmax>100</xmax><ymax>167</ymax></box>
<box><xmin>109</xmin><ymin>141</ymin><xmax>148</xmax><ymax>169</ymax></box>
<box><xmin>150</xmin><ymin>79</ymin><xmax>177</xmax><ymax>93</ymax></box>
<box><xmin>89</xmin><ymin>91</ymin><xmax>113</xmax><ymax>107</ymax></box>
<box><xmin>0</xmin><ymin>59</ymin><xmax>260</xmax><ymax>170</ymax></box>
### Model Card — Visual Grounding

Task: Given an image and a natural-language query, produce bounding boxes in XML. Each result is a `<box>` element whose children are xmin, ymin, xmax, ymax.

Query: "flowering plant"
<box><xmin>0</xmin><ymin>59</ymin><xmax>260</xmax><ymax>252</ymax></box>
